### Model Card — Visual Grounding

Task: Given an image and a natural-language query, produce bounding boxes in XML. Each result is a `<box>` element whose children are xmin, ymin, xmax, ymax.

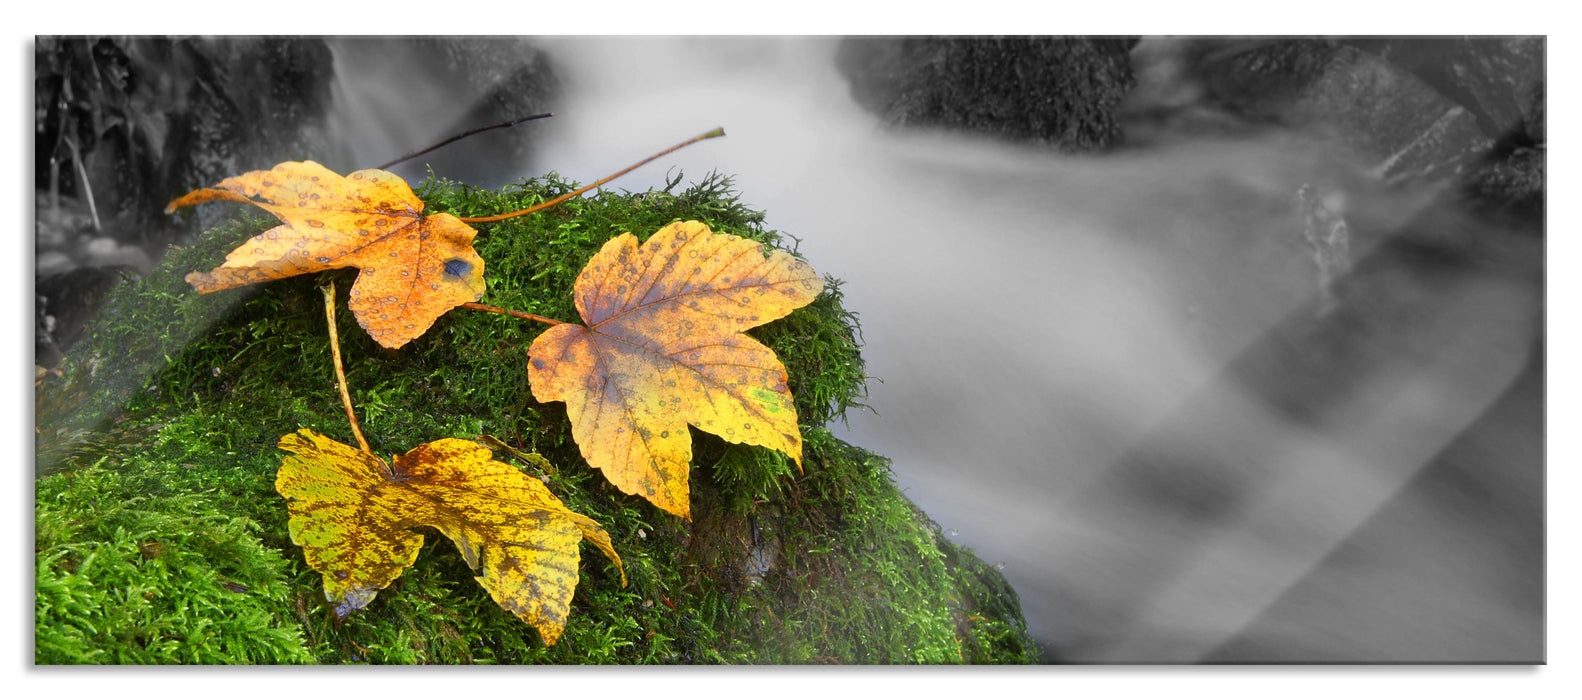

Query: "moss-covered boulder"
<box><xmin>34</xmin><ymin>173</ymin><xmax>1041</xmax><ymax>664</ymax></box>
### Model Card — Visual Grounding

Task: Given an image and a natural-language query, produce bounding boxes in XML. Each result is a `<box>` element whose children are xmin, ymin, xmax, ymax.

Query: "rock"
<box><xmin>33</xmin><ymin>36</ymin><xmax>565</xmax><ymax>429</ymax></box>
<box><xmin>33</xmin><ymin>176</ymin><xmax>1041</xmax><ymax>664</ymax></box>
<box><xmin>1193</xmin><ymin>39</ymin><xmax>1494</xmax><ymax>183</ymax></box>
<box><xmin>1458</xmin><ymin>79</ymin><xmax>1545</xmax><ymax>228</ymax></box>
<box><xmin>1522</xmin><ymin>78</ymin><xmax>1545</xmax><ymax>145</ymax></box>
<box><xmin>34</xmin><ymin>265</ymin><xmax>140</xmax><ymax>369</ymax></box>
<box><xmin>35</xmin><ymin>37</ymin><xmax>339</xmax><ymax>260</ymax></box>
<box><xmin>1463</xmin><ymin>138</ymin><xmax>1544</xmax><ymax>228</ymax></box>
<box><xmin>835</xmin><ymin>36</ymin><xmax>1138</xmax><ymax>151</ymax></box>
<box><xmin>1341</xmin><ymin>37</ymin><xmax>1544</xmax><ymax>140</ymax></box>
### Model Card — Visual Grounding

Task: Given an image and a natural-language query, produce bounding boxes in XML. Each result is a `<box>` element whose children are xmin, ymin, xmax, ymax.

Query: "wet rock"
<box><xmin>835</xmin><ymin>36</ymin><xmax>1138</xmax><ymax>151</ymax></box>
<box><xmin>1459</xmin><ymin>80</ymin><xmax>1545</xmax><ymax>228</ymax></box>
<box><xmin>1193</xmin><ymin>39</ymin><xmax>1494</xmax><ymax>183</ymax></box>
<box><xmin>35</xmin><ymin>265</ymin><xmax>140</xmax><ymax>368</ymax></box>
<box><xmin>35</xmin><ymin>36</ymin><xmax>342</xmax><ymax>385</ymax></box>
<box><xmin>1522</xmin><ymin>77</ymin><xmax>1545</xmax><ymax>145</ymax></box>
<box><xmin>1463</xmin><ymin>141</ymin><xmax>1544</xmax><ymax>229</ymax></box>
<box><xmin>35</xmin><ymin>36</ymin><xmax>338</xmax><ymax>267</ymax></box>
<box><xmin>34</xmin><ymin>177</ymin><xmax>1042</xmax><ymax>664</ymax></box>
<box><xmin>1341</xmin><ymin>37</ymin><xmax>1544</xmax><ymax>140</ymax></box>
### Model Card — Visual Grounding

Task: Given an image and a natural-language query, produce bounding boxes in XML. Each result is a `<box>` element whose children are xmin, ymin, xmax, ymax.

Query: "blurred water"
<box><xmin>325</xmin><ymin>36</ymin><xmax>1542</xmax><ymax>662</ymax></box>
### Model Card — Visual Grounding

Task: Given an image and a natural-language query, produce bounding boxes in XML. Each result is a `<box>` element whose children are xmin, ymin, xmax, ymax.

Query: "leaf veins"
<box><xmin>170</xmin><ymin>161</ymin><xmax>486</xmax><ymax>349</ymax></box>
<box><xmin>276</xmin><ymin>429</ymin><xmax>623</xmax><ymax>645</ymax></box>
<box><xmin>526</xmin><ymin>221</ymin><xmax>824</xmax><ymax>519</ymax></box>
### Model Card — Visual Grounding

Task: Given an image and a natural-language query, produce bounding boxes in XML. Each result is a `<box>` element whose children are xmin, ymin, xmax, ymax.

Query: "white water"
<box><xmin>326</xmin><ymin>36</ymin><xmax>1542</xmax><ymax>661</ymax></box>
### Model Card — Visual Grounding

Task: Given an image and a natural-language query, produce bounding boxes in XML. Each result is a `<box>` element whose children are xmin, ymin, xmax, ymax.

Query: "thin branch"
<box><xmin>461</xmin><ymin>301</ymin><xmax>566</xmax><ymax>327</ymax></box>
<box><xmin>322</xmin><ymin>282</ymin><xmax>371</xmax><ymax>454</ymax></box>
<box><xmin>63</xmin><ymin>135</ymin><xmax>101</xmax><ymax>232</ymax></box>
<box><xmin>375</xmin><ymin>112</ymin><xmax>554</xmax><ymax>170</ymax></box>
<box><xmin>459</xmin><ymin>127</ymin><xmax>726</xmax><ymax>224</ymax></box>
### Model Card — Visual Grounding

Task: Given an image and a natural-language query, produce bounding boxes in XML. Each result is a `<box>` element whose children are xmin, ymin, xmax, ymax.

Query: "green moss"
<box><xmin>34</xmin><ymin>172</ymin><xmax>1039</xmax><ymax>664</ymax></box>
<box><xmin>35</xmin><ymin>458</ymin><xmax>314</xmax><ymax>664</ymax></box>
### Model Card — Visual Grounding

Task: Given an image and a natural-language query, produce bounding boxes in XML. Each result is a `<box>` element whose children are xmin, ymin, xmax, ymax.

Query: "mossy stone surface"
<box><xmin>34</xmin><ymin>173</ymin><xmax>1041</xmax><ymax>664</ymax></box>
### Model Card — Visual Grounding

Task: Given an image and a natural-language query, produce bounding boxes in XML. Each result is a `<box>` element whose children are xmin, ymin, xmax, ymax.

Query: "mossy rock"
<box><xmin>34</xmin><ymin>173</ymin><xmax>1041</xmax><ymax>664</ymax></box>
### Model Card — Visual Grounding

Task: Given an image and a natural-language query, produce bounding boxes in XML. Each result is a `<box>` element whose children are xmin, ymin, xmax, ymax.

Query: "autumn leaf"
<box><xmin>275</xmin><ymin>429</ymin><xmax>624</xmax><ymax>645</ymax></box>
<box><xmin>526</xmin><ymin>221</ymin><xmax>824</xmax><ymax>519</ymax></box>
<box><xmin>170</xmin><ymin>161</ymin><xmax>486</xmax><ymax>349</ymax></box>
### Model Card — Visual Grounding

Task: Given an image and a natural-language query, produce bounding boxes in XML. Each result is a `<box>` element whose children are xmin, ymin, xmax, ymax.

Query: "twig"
<box><xmin>461</xmin><ymin>301</ymin><xmax>566</xmax><ymax>327</ymax></box>
<box><xmin>321</xmin><ymin>282</ymin><xmax>371</xmax><ymax>454</ymax></box>
<box><xmin>63</xmin><ymin>134</ymin><xmax>101</xmax><ymax>232</ymax></box>
<box><xmin>375</xmin><ymin>112</ymin><xmax>554</xmax><ymax>170</ymax></box>
<box><xmin>459</xmin><ymin>127</ymin><xmax>726</xmax><ymax>224</ymax></box>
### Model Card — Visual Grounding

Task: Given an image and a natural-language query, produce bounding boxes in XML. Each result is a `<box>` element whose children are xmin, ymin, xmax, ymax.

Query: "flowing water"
<box><xmin>325</xmin><ymin>36</ymin><xmax>1542</xmax><ymax>662</ymax></box>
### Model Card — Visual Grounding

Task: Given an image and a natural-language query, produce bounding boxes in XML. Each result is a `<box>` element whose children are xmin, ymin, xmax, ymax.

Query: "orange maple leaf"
<box><xmin>526</xmin><ymin>221</ymin><xmax>824</xmax><ymax>519</ymax></box>
<box><xmin>169</xmin><ymin>160</ymin><xmax>486</xmax><ymax>349</ymax></box>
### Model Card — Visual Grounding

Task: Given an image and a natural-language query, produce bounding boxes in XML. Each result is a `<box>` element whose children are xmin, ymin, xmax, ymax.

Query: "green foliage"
<box><xmin>33</xmin><ymin>173</ymin><xmax>1038</xmax><ymax>664</ymax></box>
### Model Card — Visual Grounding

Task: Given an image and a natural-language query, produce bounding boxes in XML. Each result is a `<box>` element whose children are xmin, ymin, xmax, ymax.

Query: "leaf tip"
<box><xmin>183</xmin><ymin>270</ymin><xmax>211</xmax><ymax>293</ymax></box>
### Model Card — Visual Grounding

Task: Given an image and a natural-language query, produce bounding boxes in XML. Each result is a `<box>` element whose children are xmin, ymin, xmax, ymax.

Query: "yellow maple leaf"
<box><xmin>169</xmin><ymin>161</ymin><xmax>486</xmax><ymax>349</ymax></box>
<box><xmin>526</xmin><ymin>221</ymin><xmax>824</xmax><ymax>519</ymax></box>
<box><xmin>276</xmin><ymin>429</ymin><xmax>623</xmax><ymax>645</ymax></box>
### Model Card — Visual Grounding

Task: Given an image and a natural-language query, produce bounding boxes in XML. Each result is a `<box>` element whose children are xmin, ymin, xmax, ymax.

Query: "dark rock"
<box><xmin>1462</xmin><ymin>137</ymin><xmax>1544</xmax><ymax>228</ymax></box>
<box><xmin>1341</xmin><ymin>37</ymin><xmax>1544</xmax><ymax>140</ymax></box>
<box><xmin>35</xmin><ymin>266</ymin><xmax>141</xmax><ymax>368</ymax></box>
<box><xmin>35</xmin><ymin>37</ymin><xmax>338</xmax><ymax>269</ymax></box>
<box><xmin>34</xmin><ymin>35</ymin><xmax>338</xmax><ymax>285</ymax></box>
<box><xmin>835</xmin><ymin>36</ymin><xmax>1138</xmax><ymax>152</ymax></box>
<box><xmin>35</xmin><ymin>36</ymin><xmax>343</xmax><ymax>387</ymax></box>
<box><xmin>32</xmin><ymin>36</ymin><xmax>565</xmax><ymax>382</ymax></box>
<box><xmin>1523</xmin><ymin>78</ymin><xmax>1545</xmax><ymax>145</ymax></box>
<box><xmin>1457</xmin><ymin>78</ymin><xmax>1545</xmax><ymax>228</ymax></box>
<box><xmin>1193</xmin><ymin>39</ymin><xmax>1493</xmax><ymax>183</ymax></box>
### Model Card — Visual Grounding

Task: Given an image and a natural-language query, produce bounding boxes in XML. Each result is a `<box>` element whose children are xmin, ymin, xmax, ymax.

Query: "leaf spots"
<box><xmin>443</xmin><ymin>258</ymin><xmax>474</xmax><ymax>280</ymax></box>
<box><xmin>275</xmin><ymin>430</ymin><xmax>624</xmax><ymax>646</ymax></box>
<box><xmin>171</xmin><ymin>160</ymin><xmax>486</xmax><ymax>349</ymax></box>
<box><xmin>526</xmin><ymin>221</ymin><xmax>822</xmax><ymax>519</ymax></box>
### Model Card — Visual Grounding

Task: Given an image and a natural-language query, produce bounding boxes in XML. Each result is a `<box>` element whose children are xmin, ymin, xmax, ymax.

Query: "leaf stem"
<box><xmin>461</xmin><ymin>301</ymin><xmax>566</xmax><ymax>327</ymax></box>
<box><xmin>458</xmin><ymin>127</ymin><xmax>726</xmax><ymax>224</ymax></box>
<box><xmin>322</xmin><ymin>282</ymin><xmax>372</xmax><ymax>455</ymax></box>
<box><xmin>375</xmin><ymin>112</ymin><xmax>554</xmax><ymax>170</ymax></box>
